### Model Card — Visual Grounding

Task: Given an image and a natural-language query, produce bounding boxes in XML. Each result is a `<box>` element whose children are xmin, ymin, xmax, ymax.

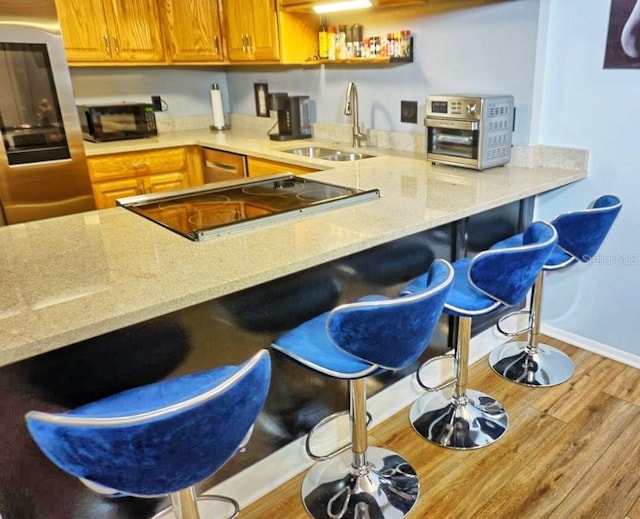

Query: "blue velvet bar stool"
<box><xmin>25</xmin><ymin>350</ymin><xmax>271</xmax><ymax>519</ymax></box>
<box><xmin>402</xmin><ymin>221</ymin><xmax>558</xmax><ymax>450</ymax></box>
<box><xmin>272</xmin><ymin>259</ymin><xmax>454</xmax><ymax>519</ymax></box>
<box><xmin>489</xmin><ymin>194</ymin><xmax>622</xmax><ymax>386</ymax></box>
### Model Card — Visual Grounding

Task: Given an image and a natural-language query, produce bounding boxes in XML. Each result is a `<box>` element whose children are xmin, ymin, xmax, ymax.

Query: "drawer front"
<box><xmin>88</xmin><ymin>148</ymin><xmax>188</xmax><ymax>181</ymax></box>
<box><xmin>202</xmin><ymin>148</ymin><xmax>247</xmax><ymax>183</ymax></box>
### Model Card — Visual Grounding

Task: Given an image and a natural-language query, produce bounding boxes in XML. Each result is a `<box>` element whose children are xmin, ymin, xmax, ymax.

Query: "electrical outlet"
<box><xmin>400</xmin><ymin>100</ymin><xmax>418</xmax><ymax>124</ymax></box>
<box><xmin>151</xmin><ymin>95</ymin><xmax>162</xmax><ymax>112</ymax></box>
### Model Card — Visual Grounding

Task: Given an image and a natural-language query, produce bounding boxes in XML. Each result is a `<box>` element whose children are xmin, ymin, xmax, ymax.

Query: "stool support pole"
<box><xmin>349</xmin><ymin>378</ymin><xmax>368</xmax><ymax>471</ymax></box>
<box><xmin>526</xmin><ymin>272</ymin><xmax>544</xmax><ymax>352</ymax></box>
<box><xmin>172</xmin><ymin>487</ymin><xmax>200</xmax><ymax>519</ymax></box>
<box><xmin>454</xmin><ymin>317</ymin><xmax>471</xmax><ymax>399</ymax></box>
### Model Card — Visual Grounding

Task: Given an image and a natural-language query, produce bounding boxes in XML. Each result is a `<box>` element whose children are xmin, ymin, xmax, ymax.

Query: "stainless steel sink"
<box><xmin>284</xmin><ymin>146</ymin><xmax>341</xmax><ymax>158</ymax></box>
<box><xmin>282</xmin><ymin>146</ymin><xmax>375</xmax><ymax>162</ymax></box>
<box><xmin>319</xmin><ymin>151</ymin><xmax>375</xmax><ymax>161</ymax></box>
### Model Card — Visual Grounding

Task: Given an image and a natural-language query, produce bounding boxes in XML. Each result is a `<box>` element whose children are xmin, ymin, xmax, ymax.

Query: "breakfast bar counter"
<box><xmin>0</xmin><ymin>130</ymin><xmax>587</xmax><ymax>367</ymax></box>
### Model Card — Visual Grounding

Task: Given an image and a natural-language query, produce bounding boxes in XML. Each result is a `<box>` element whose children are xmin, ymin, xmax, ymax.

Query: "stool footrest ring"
<box><xmin>496</xmin><ymin>310</ymin><xmax>532</xmax><ymax>337</ymax></box>
<box><xmin>416</xmin><ymin>354</ymin><xmax>456</xmax><ymax>392</ymax></box>
<box><xmin>305</xmin><ymin>410</ymin><xmax>373</xmax><ymax>461</ymax></box>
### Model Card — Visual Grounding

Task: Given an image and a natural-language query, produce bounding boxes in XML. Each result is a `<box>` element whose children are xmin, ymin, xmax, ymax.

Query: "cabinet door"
<box><xmin>93</xmin><ymin>178</ymin><xmax>143</xmax><ymax>209</ymax></box>
<box><xmin>144</xmin><ymin>171</ymin><xmax>189</xmax><ymax>194</ymax></box>
<box><xmin>250</xmin><ymin>0</ymin><xmax>280</xmax><ymax>61</ymax></box>
<box><xmin>162</xmin><ymin>0</ymin><xmax>224</xmax><ymax>62</ymax></box>
<box><xmin>107</xmin><ymin>0</ymin><xmax>166</xmax><ymax>62</ymax></box>
<box><xmin>56</xmin><ymin>0</ymin><xmax>112</xmax><ymax>62</ymax></box>
<box><xmin>222</xmin><ymin>0</ymin><xmax>253</xmax><ymax>61</ymax></box>
<box><xmin>222</xmin><ymin>0</ymin><xmax>279</xmax><ymax>62</ymax></box>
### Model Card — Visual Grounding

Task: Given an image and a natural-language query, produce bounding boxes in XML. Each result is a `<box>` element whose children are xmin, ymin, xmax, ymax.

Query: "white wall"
<box><xmin>227</xmin><ymin>0</ymin><xmax>540</xmax><ymax>144</ymax></box>
<box><xmin>69</xmin><ymin>67</ymin><xmax>230</xmax><ymax>123</ymax></box>
<box><xmin>534</xmin><ymin>0</ymin><xmax>640</xmax><ymax>356</ymax></box>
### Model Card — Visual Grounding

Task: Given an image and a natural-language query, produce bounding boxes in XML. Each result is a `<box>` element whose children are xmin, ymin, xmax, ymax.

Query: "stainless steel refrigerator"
<box><xmin>0</xmin><ymin>0</ymin><xmax>95</xmax><ymax>225</ymax></box>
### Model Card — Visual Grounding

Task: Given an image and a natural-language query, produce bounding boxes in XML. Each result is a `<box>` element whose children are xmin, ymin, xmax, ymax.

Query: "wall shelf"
<box><xmin>300</xmin><ymin>56</ymin><xmax>412</xmax><ymax>66</ymax></box>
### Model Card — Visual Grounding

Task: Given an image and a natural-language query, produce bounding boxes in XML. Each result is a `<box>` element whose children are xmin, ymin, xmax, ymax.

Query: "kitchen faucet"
<box><xmin>344</xmin><ymin>82</ymin><xmax>367</xmax><ymax>148</ymax></box>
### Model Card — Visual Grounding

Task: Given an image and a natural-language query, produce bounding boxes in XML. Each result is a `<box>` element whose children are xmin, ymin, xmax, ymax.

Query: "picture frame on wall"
<box><xmin>604</xmin><ymin>0</ymin><xmax>640</xmax><ymax>68</ymax></box>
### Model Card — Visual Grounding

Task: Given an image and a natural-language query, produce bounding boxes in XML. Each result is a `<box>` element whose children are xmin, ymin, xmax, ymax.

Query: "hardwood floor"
<box><xmin>241</xmin><ymin>337</ymin><xmax>640</xmax><ymax>519</ymax></box>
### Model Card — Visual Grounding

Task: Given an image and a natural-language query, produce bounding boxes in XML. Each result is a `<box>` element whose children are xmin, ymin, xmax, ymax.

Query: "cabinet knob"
<box><xmin>113</xmin><ymin>35</ymin><xmax>120</xmax><ymax>55</ymax></box>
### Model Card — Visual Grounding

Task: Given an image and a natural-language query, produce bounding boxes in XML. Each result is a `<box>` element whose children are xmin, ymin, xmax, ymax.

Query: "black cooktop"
<box><xmin>118</xmin><ymin>174</ymin><xmax>380</xmax><ymax>241</ymax></box>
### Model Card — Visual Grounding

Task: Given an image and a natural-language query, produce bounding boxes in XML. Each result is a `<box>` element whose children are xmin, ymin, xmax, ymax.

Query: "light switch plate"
<box><xmin>401</xmin><ymin>100</ymin><xmax>418</xmax><ymax>124</ymax></box>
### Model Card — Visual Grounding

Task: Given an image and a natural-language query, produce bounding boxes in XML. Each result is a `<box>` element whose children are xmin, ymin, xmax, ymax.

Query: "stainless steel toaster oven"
<box><xmin>425</xmin><ymin>94</ymin><xmax>514</xmax><ymax>171</ymax></box>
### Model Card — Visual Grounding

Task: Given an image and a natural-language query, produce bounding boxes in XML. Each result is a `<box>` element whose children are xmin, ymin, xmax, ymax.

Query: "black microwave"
<box><xmin>77</xmin><ymin>103</ymin><xmax>157</xmax><ymax>142</ymax></box>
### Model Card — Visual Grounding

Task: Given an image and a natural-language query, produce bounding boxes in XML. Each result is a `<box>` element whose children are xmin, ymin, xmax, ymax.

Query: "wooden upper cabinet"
<box><xmin>57</xmin><ymin>0</ymin><xmax>317</xmax><ymax>65</ymax></box>
<box><xmin>108</xmin><ymin>0</ymin><xmax>166</xmax><ymax>62</ymax></box>
<box><xmin>56</xmin><ymin>0</ymin><xmax>165</xmax><ymax>64</ymax></box>
<box><xmin>55</xmin><ymin>0</ymin><xmax>112</xmax><ymax>61</ymax></box>
<box><xmin>162</xmin><ymin>0</ymin><xmax>225</xmax><ymax>63</ymax></box>
<box><xmin>222</xmin><ymin>0</ymin><xmax>280</xmax><ymax>62</ymax></box>
<box><xmin>250</xmin><ymin>0</ymin><xmax>280</xmax><ymax>61</ymax></box>
<box><xmin>277</xmin><ymin>10</ymin><xmax>318</xmax><ymax>63</ymax></box>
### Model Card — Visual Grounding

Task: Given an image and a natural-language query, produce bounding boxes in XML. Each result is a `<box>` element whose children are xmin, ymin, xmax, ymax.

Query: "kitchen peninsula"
<box><xmin>0</xmin><ymin>127</ymin><xmax>588</xmax><ymax>517</ymax></box>
<box><xmin>1</xmin><ymin>128</ymin><xmax>587</xmax><ymax>367</ymax></box>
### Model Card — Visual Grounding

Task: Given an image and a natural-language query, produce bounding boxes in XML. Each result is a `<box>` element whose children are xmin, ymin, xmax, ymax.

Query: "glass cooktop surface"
<box><xmin>118</xmin><ymin>174</ymin><xmax>380</xmax><ymax>241</ymax></box>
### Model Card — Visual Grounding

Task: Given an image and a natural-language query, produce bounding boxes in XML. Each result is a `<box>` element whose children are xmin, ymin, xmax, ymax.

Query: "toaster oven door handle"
<box><xmin>425</xmin><ymin>118</ymin><xmax>479</xmax><ymax>131</ymax></box>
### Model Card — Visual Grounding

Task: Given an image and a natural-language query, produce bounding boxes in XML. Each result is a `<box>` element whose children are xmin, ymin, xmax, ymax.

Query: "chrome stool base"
<box><xmin>301</xmin><ymin>446</ymin><xmax>419</xmax><ymax>519</ymax></box>
<box><xmin>410</xmin><ymin>388</ymin><xmax>508</xmax><ymax>450</ymax></box>
<box><xmin>489</xmin><ymin>340</ymin><xmax>575</xmax><ymax>387</ymax></box>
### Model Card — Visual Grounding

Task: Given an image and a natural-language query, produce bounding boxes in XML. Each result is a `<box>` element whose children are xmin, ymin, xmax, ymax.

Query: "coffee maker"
<box><xmin>268</xmin><ymin>93</ymin><xmax>312</xmax><ymax>141</ymax></box>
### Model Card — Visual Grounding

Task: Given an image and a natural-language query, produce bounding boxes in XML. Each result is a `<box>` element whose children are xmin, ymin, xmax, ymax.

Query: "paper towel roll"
<box><xmin>210</xmin><ymin>84</ymin><xmax>225</xmax><ymax>129</ymax></box>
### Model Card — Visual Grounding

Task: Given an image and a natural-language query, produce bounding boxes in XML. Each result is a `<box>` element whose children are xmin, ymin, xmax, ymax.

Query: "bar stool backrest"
<box><xmin>469</xmin><ymin>221</ymin><xmax>558</xmax><ymax>307</ymax></box>
<box><xmin>551</xmin><ymin>194</ymin><xmax>622</xmax><ymax>263</ymax></box>
<box><xmin>326</xmin><ymin>259</ymin><xmax>454</xmax><ymax>370</ymax></box>
<box><xmin>25</xmin><ymin>350</ymin><xmax>271</xmax><ymax>497</ymax></box>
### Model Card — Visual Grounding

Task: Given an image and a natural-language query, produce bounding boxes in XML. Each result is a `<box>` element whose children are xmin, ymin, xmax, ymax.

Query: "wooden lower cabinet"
<box><xmin>92</xmin><ymin>172</ymin><xmax>189</xmax><ymax>209</ymax></box>
<box><xmin>92</xmin><ymin>177</ymin><xmax>142</xmax><ymax>210</ymax></box>
<box><xmin>145</xmin><ymin>171</ymin><xmax>190</xmax><ymax>193</ymax></box>
<box><xmin>247</xmin><ymin>156</ymin><xmax>319</xmax><ymax>177</ymax></box>
<box><xmin>88</xmin><ymin>147</ymin><xmax>201</xmax><ymax>209</ymax></box>
<box><xmin>88</xmin><ymin>146</ymin><xmax>320</xmax><ymax>209</ymax></box>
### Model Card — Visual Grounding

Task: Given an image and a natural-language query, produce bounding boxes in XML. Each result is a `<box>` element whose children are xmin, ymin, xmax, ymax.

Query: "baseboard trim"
<box><xmin>541</xmin><ymin>323</ymin><xmax>640</xmax><ymax>369</ymax></box>
<box><xmin>203</xmin><ymin>325</ymin><xmax>505</xmax><ymax>510</ymax></box>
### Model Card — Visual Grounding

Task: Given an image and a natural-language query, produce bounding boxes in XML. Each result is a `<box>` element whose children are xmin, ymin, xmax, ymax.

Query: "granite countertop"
<box><xmin>0</xmin><ymin>128</ymin><xmax>587</xmax><ymax>367</ymax></box>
